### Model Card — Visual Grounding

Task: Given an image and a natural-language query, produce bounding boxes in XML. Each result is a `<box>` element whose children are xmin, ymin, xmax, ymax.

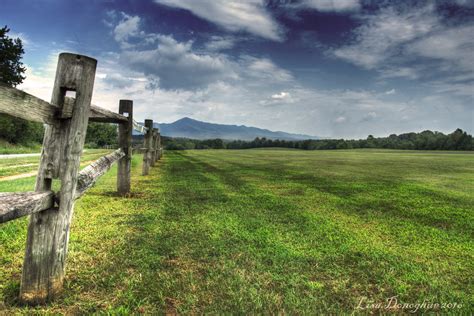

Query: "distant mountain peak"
<box><xmin>175</xmin><ymin>117</ymin><xmax>195</xmax><ymax>122</ymax></box>
<box><xmin>151</xmin><ymin>117</ymin><xmax>319</xmax><ymax>141</ymax></box>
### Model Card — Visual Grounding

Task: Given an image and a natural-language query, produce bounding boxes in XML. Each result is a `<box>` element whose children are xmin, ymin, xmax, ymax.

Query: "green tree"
<box><xmin>85</xmin><ymin>122</ymin><xmax>118</xmax><ymax>148</ymax></box>
<box><xmin>0</xmin><ymin>26</ymin><xmax>26</xmax><ymax>85</ymax></box>
<box><xmin>0</xmin><ymin>25</ymin><xmax>44</xmax><ymax>145</ymax></box>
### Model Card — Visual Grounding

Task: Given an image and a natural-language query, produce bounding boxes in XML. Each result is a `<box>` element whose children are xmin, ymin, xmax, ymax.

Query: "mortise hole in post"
<box><xmin>65</xmin><ymin>91</ymin><xmax>76</xmax><ymax>98</ymax></box>
<box><xmin>51</xmin><ymin>179</ymin><xmax>61</xmax><ymax>191</ymax></box>
<box><xmin>123</xmin><ymin>112</ymin><xmax>129</xmax><ymax>117</ymax></box>
<box><xmin>44</xmin><ymin>178</ymin><xmax>52</xmax><ymax>190</ymax></box>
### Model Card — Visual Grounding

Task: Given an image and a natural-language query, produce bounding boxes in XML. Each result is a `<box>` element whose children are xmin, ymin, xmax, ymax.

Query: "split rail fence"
<box><xmin>0</xmin><ymin>52</ymin><xmax>162</xmax><ymax>304</ymax></box>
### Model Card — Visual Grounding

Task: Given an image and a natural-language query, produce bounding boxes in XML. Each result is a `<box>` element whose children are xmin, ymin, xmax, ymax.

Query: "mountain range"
<box><xmin>145</xmin><ymin>117</ymin><xmax>319</xmax><ymax>141</ymax></box>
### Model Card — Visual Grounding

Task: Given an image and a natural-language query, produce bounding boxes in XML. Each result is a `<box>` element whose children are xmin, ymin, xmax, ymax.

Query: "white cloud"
<box><xmin>302</xmin><ymin>0</ymin><xmax>360</xmax><ymax>12</ymax></box>
<box><xmin>244</xmin><ymin>57</ymin><xmax>293</xmax><ymax>82</ymax></box>
<box><xmin>17</xmin><ymin>6</ymin><xmax>472</xmax><ymax>140</ymax></box>
<box><xmin>107</xmin><ymin>14</ymin><xmax>294</xmax><ymax>91</ymax></box>
<box><xmin>120</xmin><ymin>34</ymin><xmax>237</xmax><ymax>90</ymax></box>
<box><xmin>331</xmin><ymin>4</ymin><xmax>474</xmax><ymax>98</ymax></box>
<box><xmin>407</xmin><ymin>24</ymin><xmax>474</xmax><ymax>72</ymax></box>
<box><xmin>113</xmin><ymin>13</ymin><xmax>142</xmax><ymax>45</ymax></box>
<box><xmin>18</xmin><ymin>49</ymin><xmax>472</xmax><ymax>139</ymax></box>
<box><xmin>17</xmin><ymin>51</ymin><xmax>60</xmax><ymax>101</ymax></box>
<box><xmin>333</xmin><ymin>5</ymin><xmax>438</xmax><ymax>69</ymax></box>
<box><xmin>272</xmin><ymin>91</ymin><xmax>291</xmax><ymax>100</ymax></box>
<box><xmin>205</xmin><ymin>36</ymin><xmax>236</xmax><ymax>51</ymax></box>
<box><xmin>379</xmin><ymin>67</ymin><xmax>420</xmax><ymax>80</ymax></box>
<box><xmin>259</xmin><ymin>91</ymin><xmax>296</xmax><ymax>106</ymax></box>
<box><xmin>154</xmin><ymin>0</ymin><xmax>283</xmax><ymax>41</ymax></box>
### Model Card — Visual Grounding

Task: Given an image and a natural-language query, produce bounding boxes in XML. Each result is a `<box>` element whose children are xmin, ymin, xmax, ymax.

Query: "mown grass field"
<box><xmin>1</xmin><ymin>149</ymin><xmax>473</xmax><ymax>314</ymax></box>
<box><xmin>0</xmin><ymin>140</ymin><xmax>42</xmax><ymax>155</ymax></box>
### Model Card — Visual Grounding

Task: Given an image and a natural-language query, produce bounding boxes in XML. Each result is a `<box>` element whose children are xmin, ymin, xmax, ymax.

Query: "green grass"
<box><xmin>0</xmin><ymin>140</ymin><xmax>42</xmax><ymax>155</ymax></box>
<box><xmin>1</xmin><ymin>149</ymin><xmax>473</xmax><ymax>313</ymax></box>
<box><xmin>0</xmin><ymin>149</ymin><xmax>113</xmax><ymax>178</ymax></box>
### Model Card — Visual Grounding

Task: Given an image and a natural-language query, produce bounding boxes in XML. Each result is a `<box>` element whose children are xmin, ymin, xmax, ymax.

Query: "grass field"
<box><xmin>0</xmin><ymin>149</ymin><xmax>473</xmax><ymax>313</ymax></box>
<box><xmin>0</xmin><ymin>140</ymin><xmax>42</xmax><ymax>155</ymax></box>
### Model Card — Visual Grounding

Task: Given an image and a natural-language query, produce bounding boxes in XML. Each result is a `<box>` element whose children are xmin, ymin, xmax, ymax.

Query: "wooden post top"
<box><xmin>119</xmin><ymin>100</ymin><xmax>133</xmax><ymax>113</ymax></box>
<box><xmin>145</xmin><ymin>119</ymin><xmax>153</xmax><ymax>130</ymax></box>
<box><xmin>59</xmin><ymin>52</ymin><xmax>97</xmax><ymax>64</ymax></box>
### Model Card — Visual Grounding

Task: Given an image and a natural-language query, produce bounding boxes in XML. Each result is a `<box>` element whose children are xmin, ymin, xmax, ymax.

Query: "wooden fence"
<box><xmin>0</xmin><ymin>52</ymin><xmax>162</xmax><ymax>304</ymax></box>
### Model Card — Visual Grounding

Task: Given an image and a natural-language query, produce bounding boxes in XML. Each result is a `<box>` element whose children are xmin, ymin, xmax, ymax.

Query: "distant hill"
<box><xmin>143</xmin><ymin>117</ymin><xmax>319</xmax><ymax>141</ymax></box>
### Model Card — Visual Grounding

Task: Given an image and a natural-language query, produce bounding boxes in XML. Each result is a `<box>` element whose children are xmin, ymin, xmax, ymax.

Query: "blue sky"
<box><xmin>1</xmin><ymin>0</ymin><xmax>473</xmax><ymax>138</ymax></box>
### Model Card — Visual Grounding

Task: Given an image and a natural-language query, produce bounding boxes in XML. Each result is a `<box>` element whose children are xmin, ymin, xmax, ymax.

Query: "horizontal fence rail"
<box><xmin>0</xmin><ymin>84</ymin><xmax>149</xmax><ymax>133</ymax></box>
<box><xmin>0</xmin><ymin>191</ymin><xmax>55</xmax><ymax>224</ymax></box>
<box><xmin>133</xmin><ymin>119</ymin><xmax>148</xmax><ymax>134</ymax></box>
<box><xmin>0</xmin><ymin>83</ymin><xmax>62</xmax><ymax>124</ymax></box>
<box><xmin>0</xmin><ymin>52</ymin><xmax>162</xmax><ymax>304</ymax></box>
<box><xmin>75</xmin><ymin>148</ymin><xmax>125</xmax><ymax>199</ymax></box>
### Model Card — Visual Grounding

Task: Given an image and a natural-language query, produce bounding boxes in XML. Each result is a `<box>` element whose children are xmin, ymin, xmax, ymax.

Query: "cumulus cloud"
<box><xmin>154</xmin><ymin>0</ymin><xmax>283</xmax><ymax>41</ymax></box>
<box><xmin>120</xmin><ymin>35</ymin><xmax>237</xmax><ymax>90</ymax></box>
<box><xmin>106</xmin><ymin>12</ymin><xmax>293</xmax><ymax>90</ymax></box>
<box><xmin>114</xmin><ymin>14</ymin><xmax>140</xmax><ymax>42</ymax></box>
<box><xmin>19</xmin><ymin>48</ymin><xmax>472</xmax><ymax>139</ymax></box>
<box><xmin>112</xmin><ymin>13</ymin><xmax>145</xmax><ymax>49</ymax></box>
<box><xmin>15</xmin><ymin>3</ymin><xmax>473</xmax><ymax>140</ymax></box>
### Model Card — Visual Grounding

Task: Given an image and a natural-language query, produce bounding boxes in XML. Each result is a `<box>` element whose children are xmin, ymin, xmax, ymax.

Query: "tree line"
<box><xmin>162</xmin><ymin>129</ymin><xmax>472</xmax><ymax>151</ymax></box>
<box><xmin>1</xmin><ymin>25</ymin><xmax>472</xmax><ymax>152</ymax></box>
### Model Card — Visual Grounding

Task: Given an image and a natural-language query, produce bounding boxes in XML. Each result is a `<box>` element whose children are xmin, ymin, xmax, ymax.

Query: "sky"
<box><xmin>1</xmin><ymin>0</ymin><xmax>473</xmax><ymax>138</ymax></box>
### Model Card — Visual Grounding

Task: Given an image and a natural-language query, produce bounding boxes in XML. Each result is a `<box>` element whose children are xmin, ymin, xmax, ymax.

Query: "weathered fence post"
<box><xmin>154</xmin><ymin>128</ymin><xmax>160</xmax><ymax>163</ymax></box>
<box><xmin>157</xmin><ymin>130</ymin><xmax>162</xmax><ymax>160</ymax></box>
<box><xmin>117</xmin><ymin>100</ymin><xmax>133</xmax><ymax>195</ymax></box>
<box><xmin>154</xmin><ymin>128</ymin><xmax>159</xmax><ymax>162</ymax></box>
<box><xmin>20</xmin><ymin>53</ymin><xmax>97</xmax><ymax>304</ymax></box>
<box><xmin>142</xmin><ymin>119</ymin><xmax>153</xmax><ymax>175</ymax></box>
<box><xmin>150</xmin><ymin>129</ymin><xmax>157</xmax><ymax>167</ymax></box>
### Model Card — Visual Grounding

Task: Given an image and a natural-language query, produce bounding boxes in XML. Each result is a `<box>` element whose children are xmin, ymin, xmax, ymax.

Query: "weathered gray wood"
<box><xmin>142</xmin><ymin>119</ymin><xmax>153</xmax><ymax>175</ymax></box>
<box><xmin>157</xmin><ymin>130</ymin><xmax>162</xmax><ymax>160</ymax></box>
<box><xmin>20</xmin><ymin>53</ymin><xmax>97</xmax><ymax>304</ymax></box>
<box><xmin>63</xmin><ymin>97</ymin><xmax>128</xmax><ymax>123</ymax></box>
<box><xmin>117</xmin><ymin>100</ymin><xmax>133</xmax><ymax>195</ymax></box>
<box><xmin>89</xmin><ymin>106</ymin><xmax>127</xmax><ymax>123</ymax></box>
<box><xmin>0</xmin><ymin>191</ymin><xmax>55</xmax><ymax>224</ymax></box>
<box><xmin>132</xmin><ymin>119</ymin><xmax>148</xmax><ymax>134</ymax></box>
<box><xmin>0</xmin><ymin>83</ymin><xmax>60</xmax><ymax>124</ymax></box>
<box><xmin>75</xmin><ymin>148</ymin><xmax>125</xmax><ymax>199</ymax></box>
<box><xmin>150</xmin><ymin>129</ymin><xmax>157</xmax><ymax>167</ymax></box>
<box><xmin>0</xmin><ymin>86</ymin><xmax>127</xmax><ymax>125</ymax></box>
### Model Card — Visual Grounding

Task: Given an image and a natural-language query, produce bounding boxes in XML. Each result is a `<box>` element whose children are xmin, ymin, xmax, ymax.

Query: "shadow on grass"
<box><xmin>223</xmin><ymin>157</ymin><xmax>472</xmax><ymax>233</ymax></box>
<box><xmin>3</xmin><ymin>151</ymin><xmax>470</xmax><ymax>313</ymax></box>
